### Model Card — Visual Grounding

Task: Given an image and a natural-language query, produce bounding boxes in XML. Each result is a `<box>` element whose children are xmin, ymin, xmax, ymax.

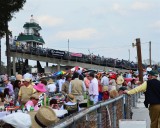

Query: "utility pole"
<box><xmin>68</xmin><ymin>39</ymin><xmax>69</xmax><ymax>60</ymax></box>
<box><xmin>132</xmin><ymin>38</ymin><xmax>143</xmax><ymax>82</ymax></box>
<box><xmin>68</xmin><ymin>39</ymin><xmax>69</xmax><ymax>54</ymax></box>
<box><xmin>128</xmin><ymin>49</ymin><xmax>130</xmax><ymax>62</ymax></box>
<box><xmin>136</xmin><ymin>38</ymin><xmax>143</xmax><ymax>83</ymax></box>
<box><xmin>149</xmin><ymin>41</ymin><xmax>151</xmax><ymax>67</ymax></box>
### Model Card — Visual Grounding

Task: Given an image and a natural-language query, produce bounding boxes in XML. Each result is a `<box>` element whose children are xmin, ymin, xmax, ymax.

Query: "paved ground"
<box><xmin>132</xmin><ymin>94</ymin><xmax>150</xmax><ymax>128</ymax></box>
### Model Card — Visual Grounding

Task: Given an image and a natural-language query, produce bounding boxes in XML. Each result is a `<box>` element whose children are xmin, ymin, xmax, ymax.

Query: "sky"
<box><xmin>2</xmin><ymin>0</ymin><xmax>160</xmax><ymax>66</ymax></box>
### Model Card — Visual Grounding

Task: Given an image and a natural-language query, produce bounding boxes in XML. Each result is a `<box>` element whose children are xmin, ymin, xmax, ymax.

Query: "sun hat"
<box><xmin>52</xmin><ymin>109</ymin><xmax>68</xmax><ymax>118</ymax></box>
<box><xmin>28</xmin><ymin>106</ymin><xmax>59</xmax><ymax>128</ymax></box>
<box><xmin>103</xmin><ymin>86</ymin><xmax>108</xmax><ymax>92</ymax></box>
<box><xmin>34</xmin><ymin>83</ymin><xmax>46</xmax><ymax>92</ymax></box>
<box><xmin>109</xmin><ymin>90</ymin><xmax>119</xmax><ymax>99</ymax></box>
<box><xmin>109</xmin><ymin>74</ymin><xmax>117</xmax><ymax>79</ymax></box>
<box><xmin>23</xmin><ymin>78</ymin><xmax>31</xmax><ymax>82</ymax></box>
<box><xmin>67</xmin><ymin>94</ymin><xmax>76</xmax><ymax>103</ymax></box>
<box><xmin>48</xmin><ymin>78</ymin><xmax>54</xmax><ymax>84</ymax></box>
<box><xmin>148</xmin><ymin>70</ymin><xmax>158</xmax><ymax>77</ymax></box>
<box><xmin>116</xmin><ymin>75</ymin><xmax>124</xmax><ymax>85</ymax></box>
<box><xmin>2</xmin><ymin>113</ymin><xmax>32</xmax><ymax>128</ymax></box>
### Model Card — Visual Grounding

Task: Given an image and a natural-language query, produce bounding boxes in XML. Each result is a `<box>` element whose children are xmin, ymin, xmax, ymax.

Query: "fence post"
<box><xmin>122</xmin><ymin>95</ymin><xmax>125</xmax><ymax>119</ymax></box>
<box><xmin>97</xmin><ymin>106</ymin><xmax>102</xmax><ymax>128</ymax></box>
<box><xmin>113</xmin><ymin>102</ymin><xmax>117</xmax><ymax>128</ymax></box>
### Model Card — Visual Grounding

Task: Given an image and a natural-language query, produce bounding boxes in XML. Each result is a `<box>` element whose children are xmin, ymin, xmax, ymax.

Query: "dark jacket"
<box><xmin>144</xmin><ymin>79</ymin><xmax>160</xmax><ymax>108</ymax></box>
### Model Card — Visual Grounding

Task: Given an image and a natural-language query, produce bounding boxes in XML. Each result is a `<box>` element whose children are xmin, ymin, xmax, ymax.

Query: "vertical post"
<box><xmin>13</xmin><ymin>57</ymin><xmax>16</xmax><ymax>76</ymax></box>
<box><xmin>97</xmin><ymin>107</ymin><xmax>102</xmax><ymax>128</ymax></box>
<box><xmin>57</xmin><ymin>64</ymin><xmax>60</xmax><ymax>71</ymax></box>
<box><xmin>136</xmin><ymin>38</ymin><xmax>143</xmax><ymax>83</ymax></box>
<box><xmin>122</xmin><ymin>95</ymin><xmax>125</xmax><ymax>119</ymax></box>
<box><xmin>113</xmin><ymin>102</ymin><xmax>117</xmax><ymax>128</ymax></box>
<box><xmin>128</xmin><ymin>49</ymin><xmax>130</xmax><ymax>62</ymax></box>
<box><xmin>68</xmin><ymin>39</ymin><xmax>69</xmax><ymax>60</ymax></box>
<box><xmin>0</xmin><ymin>38</ymin><xmax>1</xmax><ymax>73</ymax></box>
<box><xmin>5</xmin><ymin>20</ymin><xmax>11</xmax><ymax>76</ymax></box>
<box><xmin>149</xmin><ymin>41</ymin><xmax>151</xmax><ymax>67</ymax></box>
<box><xmin>46</xmin><ymin>62</ymin><xmax>48</xmax><ymax>67</ymax></box>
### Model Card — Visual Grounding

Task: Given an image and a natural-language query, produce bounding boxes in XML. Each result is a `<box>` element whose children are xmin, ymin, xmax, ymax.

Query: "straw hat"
<box><xmin>29</xmin><ymin>106</ymin><xmax>59</xmax><ymax>128</ymax></box>
<box><xmin>103</xmin><ymin>86</ymin><xmax>108</xmax><ymax>92</ymax></box>
<box><xmin>16</xmin><ymin>74</ymin><xmax>22</xmax><ymax>81</ymax></box>
<box><xmin>48</xmin><ymin>78</ymin><xmax>54</xmax><ymax>84</ymax></box>
<box><xmin>2</xmin><ymin>113</ymin><xmax>32</xmax><ymax>128</ymax></box>
<box><xmin>67</xmin><ymin>94</ymin><xmax>76</xmax><ymax>103</ymax></box>
<box><xmin>116</xmin><ymin>75</ymin><xmax>124</xmax><ymax>85</ymax></box>
<box><xmin>34</xmin><ymin>83</ymin><xmax>46</xmax><ymax>92</ymax></box>
<box><xmin>109</xmin><ymin>90</ymin><xmax>119</xmax><ymax>98</ymax></box>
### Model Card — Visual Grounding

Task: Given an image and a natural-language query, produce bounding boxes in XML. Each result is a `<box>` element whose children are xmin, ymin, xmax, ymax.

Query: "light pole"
<box><xmin>128</xmin><ymin>49</ymin><xmax>130</xmax><ymax>62</ymax></box>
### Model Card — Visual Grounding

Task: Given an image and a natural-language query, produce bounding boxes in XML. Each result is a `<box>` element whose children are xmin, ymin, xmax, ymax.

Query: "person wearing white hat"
<box><xmin>1</xmin><ymin>106</ymin><xmax>59</xmax><ymax>128</ymax></box>
<box><xmin>1</xmin><ymin>113</ymin><xmax>32</xmax><ymax>128</ymax></box>
<box><xmin>18</xmin><ymin>78</ymin><xmax>36</xmax><ymax>105</ymax></box>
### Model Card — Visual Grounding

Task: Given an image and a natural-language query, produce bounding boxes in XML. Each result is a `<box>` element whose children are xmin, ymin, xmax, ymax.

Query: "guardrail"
<box><xmin>51</xmin><ymin>93</ymin><xmax>141</xmax><ymax>128</ymax></box>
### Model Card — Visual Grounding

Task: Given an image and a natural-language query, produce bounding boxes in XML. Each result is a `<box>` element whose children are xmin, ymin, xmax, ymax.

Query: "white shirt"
<box><xmin>47</xmin><ymin>83</ymin><xmax>56</xmax><ymax>92</ymax></box>
<box><xmin>58</xmin><ymin>79</ymin><xmax>65</xmax><ymax>92</ymax></box>
<box><xmin>101</xmin><ymin>76</ymin><xmax>109</xmax><ymax>86</ymax></box>
<box><xmin>88</xmin><ymin>78</ymin><xmax>99</xmax><ymax>96</ymax></box>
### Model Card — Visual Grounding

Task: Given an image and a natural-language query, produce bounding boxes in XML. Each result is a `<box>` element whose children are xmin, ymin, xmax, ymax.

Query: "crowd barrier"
<box><xmin>51</xmin><ymin>93</ymin><xmax>141</xmax><ymax>128</ymax></box>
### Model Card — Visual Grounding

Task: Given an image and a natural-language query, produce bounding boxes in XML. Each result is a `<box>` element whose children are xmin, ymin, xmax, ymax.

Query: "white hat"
<box><xmin>2</xmin><ymin>113</ymin><xmax>32</xmax><ymax>128</ymax></box>
<box><xmin>53</xmin><ymin>109</ymin><xmax>68</xmax><ymax>118</ymax></box>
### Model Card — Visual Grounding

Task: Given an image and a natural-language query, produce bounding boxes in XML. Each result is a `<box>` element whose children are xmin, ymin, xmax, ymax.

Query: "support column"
<box><xmin>46</xmin><ymin>62</ymin><xmax>48</xmax><ymax>67</ymax></box>
<box><xmin>13</xmin><ymin>57</ymin><xmax>16</xmax><ymax>76</ymax></box>
<box><xmin>57</xmin><ymin>64</ymin><xmax>60</xmax><ymax>71</ymax></box>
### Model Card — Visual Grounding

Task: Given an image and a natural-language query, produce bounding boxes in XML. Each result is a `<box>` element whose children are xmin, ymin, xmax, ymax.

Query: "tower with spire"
<box><xmin>16</xmin><ymin>15</ymin><xmax>45</xmax><ymax>48</ymax></box>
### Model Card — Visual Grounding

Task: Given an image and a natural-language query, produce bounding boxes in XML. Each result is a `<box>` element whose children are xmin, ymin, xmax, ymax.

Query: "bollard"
<box><xmin>97</xmin><ymin>106</ymin><xmax>102</xmax><ymax>128</ymax></box>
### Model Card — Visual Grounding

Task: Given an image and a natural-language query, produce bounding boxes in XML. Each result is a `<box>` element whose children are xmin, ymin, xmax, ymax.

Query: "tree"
<box><xmin>0</xmin><ymin>0</ymin><xmax>26</xmax><ymax>76</ymax></box>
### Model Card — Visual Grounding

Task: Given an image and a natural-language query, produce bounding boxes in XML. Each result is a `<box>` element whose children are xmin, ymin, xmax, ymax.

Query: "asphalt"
<box><xmin>132</xmin><ymin>94</ymin><xmax>150</xmax><ymax>128</ymax></box>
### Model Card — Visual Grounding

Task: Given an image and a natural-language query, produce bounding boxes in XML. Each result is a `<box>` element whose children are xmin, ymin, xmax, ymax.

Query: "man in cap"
<box><xmin>124</xmin><ymin>70</ymin><xmax>160</xmax><ymax>128</ymax></box>
<box><xmin>18</xmin><ymin>78</ymin><xmax>36</xmax><ymax>105</ymax></box>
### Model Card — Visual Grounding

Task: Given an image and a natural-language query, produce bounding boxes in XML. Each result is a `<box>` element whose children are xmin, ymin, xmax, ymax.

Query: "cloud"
<box><xmin>37</xmin><ymin>15</ymin><xmax>64</xmax><ymax>27</ymax></box>
<box><xmin>111</xmin><ymin>3</ymin><xmax>128</xmax><ymax>15</ymax></box>
<box><xmin>151</xmin><ymin>20</ymin><xmax>160</xmax><ymax>29</ymax></box>
<box><xmin>131</xmin><ymin>2</ymin><xmax>152</xmax><ymax>11</ymax></box>
<box><xmin>54</xmin><ymin>28</ymin><xmax>97</xmax><ymax>40</ymax></box>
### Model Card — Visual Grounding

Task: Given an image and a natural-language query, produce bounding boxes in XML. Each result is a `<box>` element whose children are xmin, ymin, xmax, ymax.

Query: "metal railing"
<box><xmin>50</xmin><ymin>93</ymin><xmax>141</xmax><ymax>128</ymax></box>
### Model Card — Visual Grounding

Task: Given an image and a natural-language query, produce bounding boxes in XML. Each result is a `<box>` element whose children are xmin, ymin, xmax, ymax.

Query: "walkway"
<box><xmin>132</xmin><ymin>94</ymin><xmax>150</xmax><ymax>128</ymax></box>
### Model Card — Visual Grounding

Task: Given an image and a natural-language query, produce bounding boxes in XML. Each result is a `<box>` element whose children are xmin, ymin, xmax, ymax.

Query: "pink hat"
<box><xmin>34</xmin><ymin>83</ymin><xmax>46</xmax><ymax>92</ymax></box>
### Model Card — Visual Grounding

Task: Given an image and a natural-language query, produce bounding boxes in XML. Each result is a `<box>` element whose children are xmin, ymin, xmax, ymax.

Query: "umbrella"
<box><xmin>53</xmin><ymin>71</ymin><xmax>66</xmax><ymax>76</ymax></box>
<box><xmin>71</xmin><ymin>66</ymin><xmax>83</xmax><ymax>72</ymax></box>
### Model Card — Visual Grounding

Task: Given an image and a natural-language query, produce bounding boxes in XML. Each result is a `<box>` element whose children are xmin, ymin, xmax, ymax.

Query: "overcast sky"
<box><xmin>2</xmin><ymin>0</ymin><xmax>160</xmax><ymax>66</ymax></box>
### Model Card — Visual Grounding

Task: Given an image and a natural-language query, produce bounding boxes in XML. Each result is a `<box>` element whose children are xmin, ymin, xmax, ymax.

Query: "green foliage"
<box><xmin>0</xmin><ymin>0</ymin><xmax>26</xmax><ymax>37</ymax></box>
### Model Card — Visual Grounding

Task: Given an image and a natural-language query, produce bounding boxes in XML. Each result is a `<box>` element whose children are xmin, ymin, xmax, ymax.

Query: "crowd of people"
<box><xmin>0</xmin><ymin>67</ymin><xmax>155</xmax><ymax>127</ymax></box>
